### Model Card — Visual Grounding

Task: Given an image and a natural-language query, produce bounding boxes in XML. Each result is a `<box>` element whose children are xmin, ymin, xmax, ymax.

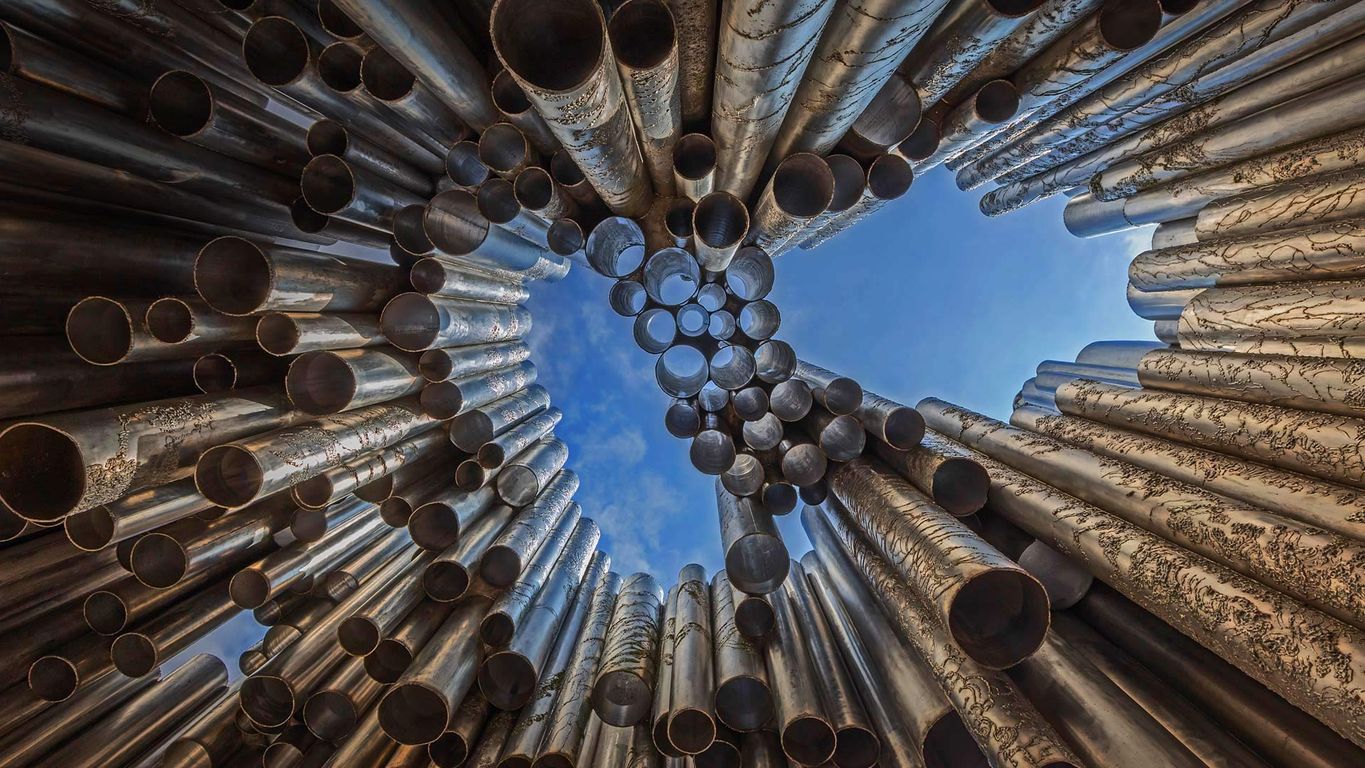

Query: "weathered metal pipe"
<box><xmin>716</xmin><ymin>481</ymin><xmax>789</xmax><ymax>594</ymax></box>
<box><xmin>873</xmin><ymin>430</ymin><xmax>987</xmax><ymax>516</ymax></box>
<box><xmin>285</xmin><ymin>346</ymin><xmax>422</xmax><ymax>415</ymax></box>
<box><xmin>423</xmin><ymin>189</ymin><xmax>569</xmax><ymax>280</ymax></box>
<box><xmin>110</xmin><ymin>580</ymin><xmax>241</xmax><ymax>677</ymax></box>
<box><xmin>801</xmin><ymin>407</ymin><xmax>865</xmax><ymax>462</ymax></box>
<box><xmin>360</xmin><ymin>45</ymin><xmax>468</xmax><ymax>148</ymax></box>
<box><xmin>662</xmin><ymin>564</ymin><xmax>714</xmax><ymax>754</ymax></box>
<box><xmin>764</xmin><ymin>567</ymin><xmax>836</xmax><ymax>765</ymax></box>
<box><xmin>449</xmin><ymin>384</ymin><xmax>552</xmax><ymax>451</ymax></box>
<box><xmin>691</xmin><ymin>412</ymin><xmax>738</xmax><ymax>475</ymax></box>
<box><xmin>801</xmin><ymin>154</ymin><xmax>912</xmax><ymax>251</ymax></box>
<box><xmin>693</xmin><ymin>191</ymin><xmax>750</xmax><ymax>271</ymax></box>
<box><xmin>609</xmin><ymin>0</ymin><xmax>682</xmax><ymax>197</ymax></box>
<box><xmin>674</xmin><ymin>133</ymin><xmax>717</xmax><ymax>201</ymax></box>
<box><xmin>422</xmin><ymin>360</ymin><xmax>538</xmax><ymax>421</ymax></box>
<box><xmin>305</xmin><ymin>118</ymin><xmax>434</xmax><ymax>197</ymax></box>
<box><xmin>292</xmin><ymin>430</ymin><xmax>448</xmax><ymax>509</ymax></box>
<box><xmin>490</xmin><ymin>0</ymin><xmax>653</xmax><ymax>216</ymax></box>
<box><xmin>592</xmin><ymin>572</ymin><xmax>665</xmax><ymax>727</ymax></box>
<box><xmin>749</xmin><ymin>154</ymin><xmax>834</xmax><ymax>254</ymax></box>
<box><xmin>150</xmin><ymin>69</ymin><xmax>310</xmax><ymax>175</ymax></box>
<box><xmin>1196</xmin><ymin>166</ymin><xmax>1365</xmax><ymax>242</ymax></box>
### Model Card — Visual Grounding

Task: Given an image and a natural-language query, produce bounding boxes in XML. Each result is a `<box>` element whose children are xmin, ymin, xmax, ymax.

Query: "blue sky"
<box><xmin>525</xmin><ymin>167</ymin><xmax>1155</xmax><ymax>580</ymax></box>
<box><xmin>180</xmin><ymin>167</ymin><xmax>1155</xmax><ymax>679</ymax></box>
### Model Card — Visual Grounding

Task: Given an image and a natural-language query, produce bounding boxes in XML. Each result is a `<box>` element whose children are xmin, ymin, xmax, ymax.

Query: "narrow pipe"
<box><xmin>693</xmin><ymin>191</ymin><xmax>749</xmax><ymax>271</ymax></box>
<box><xmin>711</xmin><ymin>570</ymin><xmax>774</xmax><ymax>734</ymax></box>
<box><xmin>765</xmin><ymin>569</ymin><xmax>836</xmax><ymax>766</ymax></box>
<box><xmin>449</xmin><ymin>385</ymin><xmax>552</xmax><ymax>452</ymax></box>
<box><xmin>716</xmin><ymin>481</ymin><xmax>788</xmax><ymax>594</ymax></box>
<box><xmin>609</xmin><ymin>0</ymin><xmax>682</xmax><ymax>196</ymax></box>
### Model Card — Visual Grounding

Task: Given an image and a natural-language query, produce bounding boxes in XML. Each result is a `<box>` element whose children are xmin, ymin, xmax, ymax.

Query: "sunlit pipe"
<box><xmin>242</xmin><ymin>17</ymin><xmax>442</xmax><ymax>172</ymax></box>
<box><xmin>766</xmin><ymin>0</ymin><xmax>948</xmax><ymax>162</ymax></box>
<box><xmin>478</xmin><ymin>123</ymin><xmax>538</xmax><ymax>181</ymax></box>
<box><xmin>129</xmin><ymin>495</ymin><xmax>294</xmax><ymax>588</ymax></box>
<box><xmin>192</xmin><ymin>349</ymin><xmax>282</xmax><ymax>393</ymax></box>
<box><xmin>325</xmin><ymin>690</ymin><xmax>405</xmax><ymax>765</ymax></box>
<box><xmin>801</xmin><ymin>154</ymin><xmax>912</xmax><ymax>250</ymax></box>
<box><xmin>801</xmin><ymin>408</ymin><xmax>865</xmax><ymax>462</ymax></box>
<box><xmin>813</xmin><ymin>502</ymin><xmax>1083</xmax><ymax>766</ymax></box>
<box><xmin>150</xmin><ymin>70</ymin><xmax>310</xmax><ymax>176</ymax></box>
<box><xmin>0</xmin><ymin>74</ymin><xmax>300</xmax><ymax>206</ymax></box>
<box><xmin>196</xmin><ymin>236</ymin><xmax>404</xmax><ymax>316</ymax></box>
<box><xmin>902</xmin><ymin>0</ymin><xmax>1046</xmax><ymax>108</ymax></box>
<box><xmin>691</xmin><ymin>413</ymin><xmax>738</xmax><ymax>475</ymax></box>
<box><xmin>711</xmin><ymin>570</ymin><xmax>774</xmax><ymax>735</ymax></box>
<box><xmin>283</xmin><ymin>346</ymin><xmax>421</xmax><ymax>416</ymax></box>
<box><xmin>828</xmin><ymin>457</ymin><xmax>1049</xmax><ymax>667</ymax></box>
<box><xmin>301</xmin><ymin>153</ymin><xmax>425</xmax><ymax>231</ymax></box>
<box><xmin>776</xmin><ymin>433</ymin><xmax>828</xmax><ymax>488</ymax></box>
<box><xmin>791</xmin><ymin>361</ymin><xmax>862</xmax><ymax>416</ymax></box>
<box><xmin>962</xmin><ymin>0</ymin><xmax>1345</xmax><ymax>191</ymax></box>
<box><xmin>422</xmin><ymin>358</ymin><xmax>539</xmax><ymax>420</ymax></box>
<box><xmin>591</xmin><ymin>571</ymin><xmax>665</xmax><ymax>727</ymax></box>
<box><xmin>481</xmin><ymin>508</ymin><xmax>585</xmax><ymax>645</ymax></box>
<box><xmin>872</xmin><ymin>430</ymin><xmax>987</xmax><ymax>517</ymax></box>
<box><xmin>1075</xmin><ymin>584</ymin><xmax>1365</xmax><ymax>767</ymax></box>
<box><xmin>921</xmin><ymin>402</ymin><xmax>1365</xmax><ymax>746</ymax></box>
<box><xmin>424</xmin><ymin>690</ymin><xmax>491</xmax><ymax>768</ymax></box>
<box><xmin>152</xmin><ymin>683</ymin><xmax>249</xmax><ymax>768</ymax></box>
<box><xmin>659</xmin><ymin>564</ymin><xmax>714</xmax><ymax>754</ymax></box>
<box><xmin>490</xmin><ymin>0</ymin><xmax>652</xmax><ymax>216</ymax></box>
<box><xmin>84</xmin><ymin>561</ymin><xmax>224</xmax><ymax>638</ymax></box>
<box><xmin>0</xmin><ymin>20</ymin><xmax>143</xmax><ymax>116</ymax></box>
<box><xmin>256</xmin><ymin>313</ymin><xmax>384</xmax><ymax>358</ymax></box>
<box><xmin>674</xmin><ymin>133</ymin><xmax>717</xmax><ymax>201</ymax></box>
<box><xmin>587</xmin><ymin>217</ymin><xmax>649</xmax><ymax>278</ymax></box>
<box><xmin>785</xmin><ymin>561</ymin><xmax>879</xmax><ymax>768</ymax></box>
<box><xmin>292</xmin><ymin>430</ymin><xmax>447</xmax><ymax>510</ymax></box>
<box><xmin>693</xmin><ymin>191</ymin><xmax>749</xmax><ymax>271</ymax></box>
<box><xmin>605</xmin><ymin>0</ymin><xmax>681</xmax><ymax>196</ymax></box>
<box><xmin>420</xmin><ymin>506</ymin><xmax>510</xmax><ymax>603</ymax></box>
<box><xmin>0</xmin><ymin>384</ymin><xmax>304</xmax><ymax>521</ymax></box>
<box><xmin>765</xmin><ymin>379</ymin><xmax>811</xmax><ymax>424</ymax></box>
<box><xmin>304</xmin><ymin>118</ymin><xmax>433</xmax><ymax>197</ymax></box>
<box><xmin>710</xmin><ymin>345</ymin><xmax>757</xmax><ymax>392</ymax></box>
<box><xmin>650</xmin><ymin>584</ymin><xmax>682</xmax><ymax>757</ymax></box>
<box><xmin>380</xmin><ymin>293</ymin><xmax>533</xmax><ymax>355</ymax></box>
<box><xmin>1196</xmin><ymin>166</ymin><xmax>1365</xmax><ymax>243</ymax></box>
<box><xmin>716</xmin><ymin>482</ymin><xmax>789</xmax><ymax>594</ymax></box>
<box><xmin>764</xmin><ymin>567</ymin><xmax>836</xmax><ymax>765</ymax></box>
<box><xmin>340</xmin><ymin>551</ymin><xmax>440</xmax><ymax>663</ymax></box>
<box><xmin>63</xmin><ymin>478</ymin><xmax>218</xmax><ymax>554</ymax></box>
<box><xmin>38</xmin><ymin>653</ymin><xmax>226</xmax><ymax>768</ymax></box>
<box><xmin>61</xmin><ymin>297</ymin><xmax>240</xmax><ymax>367</ymax></box>
<box><xmin>449</xmin><ymin>384</ymin><xmax>552</xmax><ymax>451</ymax></box>
<box><xmin>548</xmin><ymin>219</ymin><xmax>589</xmax><ymax>265</ymax></box>
<box><xmin>482</xmin><ymin>529</ymin><xmax>603</xmax><ymax>713</ymax></box>
<box><xmin>1013</xmin><ymin>403</ymin><xmax>1365</xmax><ymax>542</ymax></box>
<box><xmin>233</xmin><ymin>511</ymin><xmax>387</xmax><ymax>608</ymax></box>
<box><xmin>1049</xmin><ymin>612</ymin><xmax>1272</xmax><ymax>768</ymax></box>
<box><xmin>721</xmin><ymin>452</ymin><xmax>765</xmax><ymax>498</ymax></box>
<box><xmin>1095</xmin><ymin>74</ymin><xmax>1365</xmax><ymax>202</ymax></box>
<box><xmin>655</xmin><ymin>343</ymin><xmax>709</xmax><ymax>399</ymax></box>
<box><xmin>491</xmin><ymin>435</ymin><xmax>568</xmax><ymax>506</ymax></box>
<box><xmin>800</xmin><ymin>551</ymin><xmax>942</xmax><ymax>768</ymax></box>
<box><xmin>633</xmin><ymin>307</ymin><xmax>678</xmax><ymax>354</ymax></box>
<box><xmin>513</xmin><ymin>169</ymin><xmax>581</xmax><ymax>228</ymax></box>
<box><xmin>445</xmin><ymin>140</ymin><xmax>491</xmax><ymax>189</ymax></box>
<box><xmin>729</xmin><ymin>388</ymin><xmax>768</xmax><ymax>424</ymax></box>
<box><xmin>841</xmin><ymin>74</ymin><xmax>922</xmax><ymax>162</ymax></box>
<box><xmin>533</xmin><ymin>572</ymin><xmax>624</xmax><ymax>768</ymax></box>
<box><xmin>741</xmin><ymin>412</ymin><xmax>784</xmax><ymax>452</ymax></box>
<box><xmin>362</xmin><ymin>597</ymin><xmax>453</xmax><ymax>684</ymax></box>
<box><xmin>477</xmin><ymin>467</ymin><xmax>577</xmax><ymax>582</ymax></box>
<box><xmin>944</xmin><ymin>0</ymin><xmax>1166</xmax><ymax>179</ymax></box>
<box><xmin>423</xmin><ymin>189</ymin><xmax>569</xmax><ymax>280</ymax></box>
<box><xmin>748</xmin><ymin>154</ymin><xmax>834</xmax><ymax>254</ymax></box>
<box><xmin>478</xmin><ymin>178</ymin><xmax>554</xmax><ymax>249</ymax></box>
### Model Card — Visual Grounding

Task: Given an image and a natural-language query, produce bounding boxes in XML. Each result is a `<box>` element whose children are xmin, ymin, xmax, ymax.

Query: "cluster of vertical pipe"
<box><xmin>4</xmin><ymin>0</ymin><xmax>1365</xmax><ymax>767</ymax></box>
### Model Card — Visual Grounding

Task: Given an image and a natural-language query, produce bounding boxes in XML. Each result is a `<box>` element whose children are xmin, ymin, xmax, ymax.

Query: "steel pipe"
<box><xmin>749</xmin><ymin>154</ymin><xmax>834</xmax><ymax>254</ymax></box>
<box><xmin>609</xmin><ymin>0</ymin><xmax>682</xmax><ymax>197</ymax></box>
<box><xmin>424</xmin><ymin>189</ymin><xmax>569</xmax><ymax>280</ymax></box>
<box><xmin>693</xmin><ymin>191</ymin><xmax>750</xmax><ymax>271</ymax></box>
<box><xmin>592</xmin><ymin>571</ymin><xmax>665</xmax><ymax>726</ymax></box>
<box><xmin>801</xmin><ymin>154</ymin><xmax>912</xmax><ymax>251</ymax></box>
<box><xmin>873</xmin><ymin>430</ymin><xmax>987</xmax><ymax>516</ymax></box>
<box><xmin>674</xmin><ymin>133</ymin><xmax>717</xmax><ymax>201</ymax></box>
<box><xmin>716</xmin><ymin>482</ymin><xmax>788</xmax><ymax>594</ymax></box>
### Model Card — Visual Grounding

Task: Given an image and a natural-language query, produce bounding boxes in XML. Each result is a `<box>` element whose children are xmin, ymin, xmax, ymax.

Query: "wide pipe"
<box><xmin>711</xmin><ymin>570</ymin><xmax>774</xmax><ymax>735</ymax></box>
<box><xmin>592</xmin><ymin>572</ymin><xmax>665</xmax><ymax>727</ymax></box>
<box><xmin>716</xmin><ymin>481</ymin><xmax>789</xmax><ymax>595</ymax></box>
<box><xmin>490</xmin><ymin>0</ymin><xmax>653</xmax><ymax>216</ymax></box>
<box><xmin>608</xmin><ymin>0</ymin><xmax>682</xmax><ymax>197</ymax></box>
<box><xmin>749</xmin><ymin>153</ymin><xmax>834</xmax><ymax>254</ymax></box>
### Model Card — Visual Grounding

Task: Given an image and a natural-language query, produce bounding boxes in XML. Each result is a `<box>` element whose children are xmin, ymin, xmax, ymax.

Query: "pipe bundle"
<box><xmin>2</xmin><ymin>0</ymin><xmax>1365</xmax><ymax>766</ymax></box>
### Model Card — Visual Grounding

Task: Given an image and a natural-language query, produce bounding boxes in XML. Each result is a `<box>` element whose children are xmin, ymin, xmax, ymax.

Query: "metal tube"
<box><xmin>64</xmin><ymin>478</ymin><xmax>218</xmax><ymax>553</ymax></box>
<box><xmin>764</xmin><ymin>566</ymin><xmax>835</xmax><ymax>765</ymax></box>
<box><xmin>490</xmin><ymin>0</ymin><xmax>653</xmax><ymax>216</ymax></box>
<box><xmin>827</xmin><ymin>457</ymin><xmax>1049</xmax><ymax>668</ymax></box>
<box><xmin>716</xmin><ymin>481</ymin><xmax>789</xmax><ymax>594</ymax></box>
<box><xmin>1013</xmin><ymin>404</ymin><xmax>1365</xmax><ymax>542</ymax></box>
<box><xmin>691</xmin><ymin>412</ymin><xmax>738</xmax><ymax>475</ymax></box>
<box><xmin>841</xmin><ymin>74</ymin><xmax>922</xmax><ymax>162</ymax></box>
<box><xmin>481</xmin><ymin>468</ymin><xmax>579</xmax><ymax>581</ymax></box>
<box><xmin>495</xmin><ymin>435</ymin><xmax>571</xmax><ymax>506</ymax></box>
<box><xmin>192</xmin><ymin>350</ymin><xmax>287</xmax><ymax>394</ymax></box>
<box><xmin>196</xmin><ymin>236</ymin><xmax>404</xmax><ymax>315</ymax></box>
<box><xmin>1074</xmin><ymin>583</ymin><xmax>1365</xmax><ymax>767</ymax></box>
<box><xmin>921</xmin><ymin>398</ymin><xmax>1365</xmax><ymax>746</ymax></box>
<box><xmin>0</xmin><ymin>20</ymin><xmax>144</xmax><ymax>116</ymax></box>
<box><xmin>1196</xmin><ymin>166</ymin><xmax>1365</xmax><ymax>242</ymax></box>
<box><xmin>449</xmin><ymin>385</ymin><xmax>552</xmax><ymax>451</ymax></box>
<box><xmin>423</xmin><ymin>189</ymin><xmax>569</xmax><ymax>280</ymax></box>
<box><xmin>800</xmin><ymin>407</ymin><xmax>864</xmax><ymax>462</ymax></box>
<box><xmin>305</xmin><ymin>118</ymin><xmax>434</xmax><ymax>197</ymax></box>
<box><xmin>292</xmin><ymin>430</ymin><xmax>448</xmax><ymax>509</ymax></box>
<box><xmin>479</xmin><ymin>177</ymin><xmax>554</xmax><ymax>249</ymax></box>
<box><xmin>609</xmin><ymin>0</ymin><xmax>682</xmax><ymax>196</ymax></box>
<box><xmin>129</xmin><ymin>496</ymin><xmax>294</xmax><ymax>588</ymax></box>
<box><xmin>422</xmin><ymin>501</ymin><xmax>516</xmax><ymax>601</ymax></box>
<box><xmin>285</xmin><ymin>346</ymin><xmax>422</xmax><ymax>415</ymax></box>
<box><xmin>901</xmin><ymin>0</ymin><xmax>1046</xmax><ymax>105</ymax></box>
<box><xmin>481</xmin><ymin>508</ymin><xmax>585</xmax><ymax>646</ymax></box>
<box><xmin>711</xmin><ymin>570</ymin><xmax>774</xmax><ymax>735</ymax></box>
<box><xmin>360</xmin><ymin>44</ymin><xmax>469</xmax><ymax>147</ymax></box>
<box><xmin>380</xmin><ymin>292</ymin><xmax>532</xmax><ymax>353</ymax></box>
<box><xmin>650</xmin><ymin>584</ymin><xmax>682</xmax><ymax>756</ymax></box>
<box><xmin>110</xmin><ymin>579</ymin><xmax>241</xmax><ymax>677</ymax></box>
<box><xmin>593</xmin><ymin>572</ymin><xmax>666</xmax><ymax>726</ymax></box>
<box><xmin>427</xmin><ymin>689</ymin><xmax>491</xmax><ymax>768</ymax></box>
<box><xmin>792</xmin><ymin>361</ymin><xmax>862</xmax><ymax>416</ymax></box>
<box><xmin>674</xmin><ymin>133</ymin><xmax>717</xmax><ymax>201</ymax></box>
<box><xmin>800</xmin><ymin>154</ymin><xmax>912</xmax><ymax>251</ymax></box>
<box><xmin>326</xmin><ymin>0</ymin><xmax>497</xmax><ymax>130</ymax></box>
<box><xmin>693</xmin><ymin>191</ymin><xmax>750</xmax><ymax>271</ymax></box>
<box><xmin>37</xmin><ymin>654</ymin><xmax>227</xmax><ymax>768</ymax></box>
<box><xmin>0</xmin><ymin>385</ymin><xmax>304</xmax><ymax>521</ymax></box>
<box><xmin>516</xmin><ymin>167</ymin><xmax>582</xmax><ymax>225</ymax></box>
<box><xmin>810</xmin><ymin>502</ymin><xmax>1082</xmax><ymax>767</ymax></box>
<box><xmin>721</xmin><ymin>452</ymin><xmax>765</xmax><ymax>498</ymax></box>
<box><xmin>536</xmin><ymin>571</ymin><xmax>624</xmax><ymax>766</ymax></box>
<box><xmin>301</xmin><ymin>153</ymin><xmax>426</xmax><ymax>231</ymax></box>
<box><xmin>872</xmin><ymin>429</ymin><xmax>987</xmax><ymax>516</ymax></box>
<box><xmin>766</xmin><ymin>0</ymin><xmax>949</xmax><ymax>161</ymax></box>
<box><xmin>150</xmin><ymin>70</ymin><xmax>310</xmax><ymax>176</ymax></box>
<box><xmin>774</xmin><ymin>155</ymin><xmax>863</xmax><ymax>258</ymax></box>
<box><xmin>749</xmin><ymin>154</ymin><xmax>834</xmax><ymax>254</ymax></box>
<box><xmin>256</xmin><ymin>312</ymin><xmax>386</xmax><ymax>357</ymax></box>
<box><xmin>665</xmin><ymin>564</ymin><xmax>715</xmax><ymax>754</ymax></box>
<box><xmin>422</xmin><ymin>360</ymin><xmax>538</xmax><ymax>421</ymax></box>
<box><xmin>776</xmin><ymin>433</ymin><xmax>826</xmax><ymax>488</ymax></box>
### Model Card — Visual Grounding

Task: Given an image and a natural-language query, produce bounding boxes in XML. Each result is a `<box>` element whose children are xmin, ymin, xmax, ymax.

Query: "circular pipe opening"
<box><xmin>230</xmin><ymin>569</ymin><xmax>272</xmax><ymax>609</ymax></box>
<box><xmin>923</xmin><ymin>712</ymin><xmax>983</xmax><ymax>768</ymax></box>
<box><xmin>948</xmin><ymin>569</ymin><xmax>1050</xmax><ymax>668</ymax></box>
<box><xmin>64</xmin><ymin>506</ymin><xmax>116</xmax><ymax>551</ymax></box>
<box><xmin>492</xmin><ymin>0</ymin><xmax>606</xmax><ymax>92</ymax></box>
<box><xmin>513</xmin><ymin>167</ymin><xmax>556</xmax><ymax>210</ymax></box>
<box><xmin>674</xmin><ymin>133</ymin><xmax>716</xmax><ymax>181</ymax></box>
<box><xmin>668</xmin><ymin>708</ymin><xmax>717</xmax><ymax>755</ymax></box>
<box><xmin>835</xmin><ymin>726</ymin><xmax>880</xmax><ymax>768</ymax></box>
<box><xmin>867</xmin><ymin>154</ymin><xmax>914</xmax><ymax>201</ymax></box>
<box><xmin>492</xmin><ymin>69</ymin><xmax>535</xmax><ymax>116</ymax></box>
<box><xmin>665</xmin><ymin>198</ymin><xmax>696</xmax><ymax>241</ymax></box>
<box><xmin>634</xmin><ymin>307</ymin><xmax>677</xmax><ymax>354</ymax></box>
<box><xmin>697</xmin><ymin>380</ymin><xmax>730</xmax><ymax>413</ymax></box>
<box><xmin>129</xmin><ymin>533</ymin><xmax>189</xmax><ymax>588</ymax></box>
<box><xmin>609</xmin><ymin>279</ymin><xmax>647</xmax><ymax>316</ymax></box>
<box><xmin>149</xmin><ymin>71</ymin><xmax>212</xmax><ymax>136</ymax></box>
<box><xmin>1099</xmin><ymin>0</ymin><xmax>1163</xmax><ymax>52</ymax></box>
<box><xmin>255</xmin><ymin>313</ymin><xmax>301</xmax><ymax>356</ymax></box>
<box><xmin>823</xmin><ymin>155</ymin><xmax>865</xmax><ymax>214</ymax></box>
<box><xmin>303</xmin><ymin>691</ymin><xmax>358</xmax><ymax>743</ymax></box>
<box><xmin>715</xmin><ymin>675</ymin><xmax>773</xmax><ymax>732</ymax></box>
<box><xmin>548</xmin><ymin>219</ymin><xmax>585</xmax><ymax>256</ymax></box>
<box><xmin>609</xmin><ymin>0</ymin><xmax>676</xmax><ymax>70</ymax></box>
<box><xmin>318</xmin><ymin>0</ymin><xmax>365</xmax><ymax>38</ymax></box>
<box><xmin>65</xmin><ymin>297</ymin><xmax>133</xmax><ymax>365</ymax></box>
<box><xmin>317</xmin><ymin>42</ymin><xmax>364</xmax><ymax>93</ymax></box>
<box><xmin>587</xmin><ymin>218</ymin><xmax>648</xmax><ymax>278</ymax></box>
<box><xmin>694</xmin><ymin>192</ymin><xmax>748</xmax><ymax>249</ymax></box>
<box><xmin>782</xmin><ymin>716</ymin><xmax>837</xmax><ymax>766</ymax></box>
<box><xmin>305</xmin><ymin>119</ymin><xmax>349</xmax><ymax>156</ymax></box>
<box><xmin>423</xmin><ymin>561</ymin><xmax>471</xmax><ymax>602</ymax></box>
<box><xmin>665</xmin><ymin>399</ymin><xmax>701</xmax><ymax>437</ymax></box>
<box><xmin>696</xmin><ymin>282</ymin><xmax>726</xmax><ymax>312</ymax></box>
<box><xmin>476</xmin><ymin>178</ymin><xmax>522</xmax><ymax>225</ymax></box>
<box><xmin>731</xmin><ymin>387</ymin><xmax>768</xmax><ymax>421</ymax></box>
<box><xmin>676</xmin><ymin>303</ymin><xmax>709</xmax><ymax>337</ymax></box>
<box><xmin>551</xmin><ymin>150</ymin><xmax>586</xmax><ymax>186</ymax></box>
<box><xmin>763</xmin><ymin>481</ymin><xmax>797</xmax><ymax>514</ymax></box>
<box><xmin>410</xmin><ymin>503</ymin><xmax>461</xmax><ymax>551</ymax></box>
<box><xmin>290</xmin><ymin>197</ymin><xmax>330</xmax><ymax>234</ymax></box>
<box><xmin>883</xmin><ymin>407</ymin><xmax>926</xmax><ymax>449</ymax></box>
<box><xmin>769</xmin><ymin>379</ymin><xmax>812</xmax><ymax>421</ymax></box>
<box><xmin>285</xmin><ymin>352</ymin><xmax>357</xmax><ymax>415</ymax></box>
<box><xmin>145</xmin><ymin>298</ymin><xmax>194</xmax><ymax>343</ymax></box>
<box><xmin>243</xmin><ymin>17</ymin><xmax>310</xmax><ymax>87</ymax></box>
<box><xmin>721</xmin><ymin>453</ymin><xmax>764</xmax><ymax>497</ymax></box>
<box><xmin>754</xmin><ymin>340</ymin><xmax>796</xmax><ymax>383</ymax></box>
<box><xmin>425</xmin><ymin>190</ymin><xmax>492</xmax><ymax>255</ymax></box>
<box><xmin>932</xmin><ymin>458</ymin><xmax>989</xmax><ymax>516</ymax></box>
<box><xmin>393</xmin><ymin>205</ymin><xmax>434</xmax><ymax>256</ymax></box>
<box><xmin>742</xmin><ymin>413</ymin><xmax>783</xmax><ymax>451</ymax></box>
<box><xmin>724</xmin><ymin>247</ymin><xmax>774</xmax><ymax>301</ymax></box>
<box><xmin>772</xmin><ymin>154</ymin><xmax>834</xmax><ymax>216</ymax></box>
<box><xmin>974</xmin><ymin>80</ymin><xmax>1020</xmax><ymax>124</ymax></box>
<box><xmin>738</xmin><ymin>300</ymin><xmax>780</xmax><ymax>341</ymax></box>
<box><xmin>643</xmin><ymin>247</ymin><xmax>701</xmax><ymax>306</ymax></box>
<box><xmin>709</xmin><ymin>345</ymin><xmax>755</xmax><ymax>390</ymax></box>
<box><xmin>0</xmin><ymin>423</ymin><xmax>84</xmax><ymax>521</ymax></box>
<box><xmin>380</xmin><ymin>293</ymin><xmax>440</xmax><ymax>351</ymax></box>
<box><xmin>241</xmin><ymin>675</ymin><xmax>298</xmax><ymax>729</ymax></box>
<box><xmin>725</xmin><ymin>526</ymin><xmax>788</xmax><ymax>594</ymax></box>
<box><xmin>446</xmin><ymin>141</ymin><xmax>489</xmax><ymax>187</ymax></box>
<box><xmin>656</xmin><ymin>344</ymin><xmax>708</xmax><ymax>397</ymax></box>
<box><xmin>707</xmin><ymin>310</ymin><xmax>736</xmax><ymax>340</ymax></box>
<box><xmin>195</xmin><ymin>444</ymin><xmax>266</xmax><ymax>507</ymax></box>
<box><xmin>301</xmin><ymin>154</ymin><xmax>357</xmax><ymax>214</ymax></box>
<box><xmin>478</xmin><ymin>123</ymin><xmax>530</xmax><ymax>174</ymax></box>
<box><xmin>780</xmin><ymin>443</ymin><xmax>827</xmax><ymax>487</ymax></box>
<box><xmin>690</xmin><ymin>428</ymin><xmax>736</xmax><ymax>475</ymax></box>
<box><xmin>360</xmin><ymin>47</ymin><xmax>415</xmax><ymax>100</ymax></box>
<box><xmin>195</xmin><ymin>237</ymin><xmax>274</xmax><ymax>316</ymax></box>
<box><xmin>82</xmin><ymin>591</ymin><xmax>128</xmax><ymax>635</ymax></box>
<box><xmin>798</xmin><ymin>479</ymin><xmax>828</xmax><ymax>505</ymax></box>
<box><xmin>193</xmin><ymin>353</ymin><xmax>238</xmax><ymax>393</ymax></box>
<box><xmin>898</xmin><ymin>120</ymin><xmax>940</xmax><ymax>161</ymax></box>
<box><xmin>734</xmin><ymin>595</ymin><xmax>775</xmax><ymax>638</ymax></box>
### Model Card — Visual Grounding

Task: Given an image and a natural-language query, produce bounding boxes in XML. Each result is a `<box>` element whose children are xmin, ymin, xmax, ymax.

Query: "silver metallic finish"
<box><xmin>1196</xmin><ymin>166</ymin><xmax>1365</xmax><ymax>243</ymax></box>
<box><xmin>492</xmin><ymin>68</ymin><xmax>562</xmax><ymax>155</ymax></box>
<box><xmin>801</xmin><ymin>154</ymin><xmax>912</xmax><ymax>251</ymax></box>
<box><xmin>361</xmin><ymin>44</ymin><xmax>469</xmax><ymax>147</ymax></box>
<box><xmin>674</xmin><ymin>133</ymin><xmax>718</xmax><ymax>201</ymax></box>
<box><xmin>749</xmin><ymin>153</ymin><xmax>834</xmax><ymax>254</ymax></box>
<box><xmin>593</xmin><ymin>571</ymin><xmax>666</xmax><ymax>727</ymax></box>
<box><xmin>195</xmin><ymin>236</ymin><xmax>404</xmax><ymax>316</ymax></box>
<box><xmin>610</xmin><ymin>0</ymin><xmax>683</xmax><ymax>197</ymax></box>
<box><xmin>766</xmin><ymin>566</ymin><xmax>836</xmax><ymax>766</ymax></box>
<box><xmin>424</xmin><ymin>189</ymin><xmax>569</xmax><ymax>280</ymax></box>
<box><xmin>716</xmin><ymin>481</ymin><xmax>789</xmax><ymax>595</ymax></box>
